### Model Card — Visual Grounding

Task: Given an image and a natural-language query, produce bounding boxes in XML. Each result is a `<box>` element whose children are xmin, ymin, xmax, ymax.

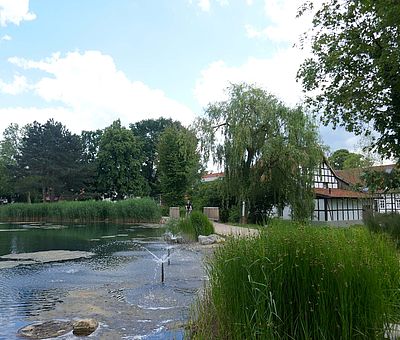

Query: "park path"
<box><xmin>212</xmin><ymin>222</ymin><xmax>259</xmax><ymax>238</ymax></box>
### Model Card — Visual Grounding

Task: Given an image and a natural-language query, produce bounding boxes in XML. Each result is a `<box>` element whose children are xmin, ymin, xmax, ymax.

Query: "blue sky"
<box><xmin>0</xmin><ymin>0</ymin><xmax>361</xmax><ymax>155</ymax></box>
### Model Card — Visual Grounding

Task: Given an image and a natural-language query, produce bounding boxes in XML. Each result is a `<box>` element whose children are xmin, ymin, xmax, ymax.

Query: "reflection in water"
<box><xmin>0</xmin><ymin>223</ymin><xmax>206</xmax><ymax>339</ymax></box>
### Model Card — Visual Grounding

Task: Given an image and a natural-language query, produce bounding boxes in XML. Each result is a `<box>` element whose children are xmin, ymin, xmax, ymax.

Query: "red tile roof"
<box><xmin>314</xmin><ymin>188</ymin><xmax>369</xmax><ymax>198</ymax></box>
<box><xmin>336</xmin><ymin>164</ymin><xmax>397</xmax><ymax>186</ymax></box>
<box><xmin>202</xmin><ymin>172</ymin><xmax>224</xmax><ymax>179</ymax></box>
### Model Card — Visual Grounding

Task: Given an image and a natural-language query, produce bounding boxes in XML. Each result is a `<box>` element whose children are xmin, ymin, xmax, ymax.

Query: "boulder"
<box><xmin>164</xmin><ymin>232</ymin><xmax>184</xmax><ymax>244</ymax></box>
<box><xmin>17</xmin><ymin>320</ymin><xmax>73</xmax><ymax>339</ymax></box>
<box><xmin>73</xmin><ymin>318</ymin><xmax>99</xmax><ymax>336</ymax></box>
<box><xmin>198</xmin><ymin>234</ymin><xmax>225</xmax><ymax>245</ymax></box>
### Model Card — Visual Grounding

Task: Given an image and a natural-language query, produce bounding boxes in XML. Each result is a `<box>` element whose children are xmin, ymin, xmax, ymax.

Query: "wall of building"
<box><xmin>374</xmin><ymin>193</ymin><xmax>400</xmax><ymax>214</ymax></box>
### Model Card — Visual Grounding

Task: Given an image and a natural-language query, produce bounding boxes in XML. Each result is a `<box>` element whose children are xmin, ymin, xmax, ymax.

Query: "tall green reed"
<box><xmin>0</xmin><ymin>198</ymin><xmax>161</xmax><ymax>223</ymax></box>
<box><xmin>192</xmin><ymin>223</ymin><xmax>400</xmax><ymax>339</ymax></box>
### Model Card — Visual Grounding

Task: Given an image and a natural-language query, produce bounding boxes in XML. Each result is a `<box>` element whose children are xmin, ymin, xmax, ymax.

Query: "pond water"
<box><xmin>0</xmin><ymin>222</ymin><xmax>207</xmax><ymax>339</ymax></box>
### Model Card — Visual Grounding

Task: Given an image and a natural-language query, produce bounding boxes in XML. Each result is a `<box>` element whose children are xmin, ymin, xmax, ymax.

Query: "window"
<box><xmin>379</xmin><ymin>199</ymin><xmax>385</xmax><ymax>210</ymax></box>
<box><xmin>396</xmin><ymin>199</ymin><xmax>400</xmax><ymax>210</ymax></box>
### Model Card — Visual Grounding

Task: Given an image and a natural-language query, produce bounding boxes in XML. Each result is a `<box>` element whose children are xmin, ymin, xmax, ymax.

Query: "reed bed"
<box><xmin>0</xmin><ymin>198</ymin><xmax>161</xmax><ymax>223</ymax></box>
<box><xmin>191</xmin><ymin>223</ymin><xmax>400</xmax><ymax>339</ymax></box>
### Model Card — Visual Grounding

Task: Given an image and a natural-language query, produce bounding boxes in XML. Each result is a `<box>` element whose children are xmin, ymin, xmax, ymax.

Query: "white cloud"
<box><xmin>194</xmin><ymin>0</ymin><xmax>230</xmax><ymax>12</ymax></box>
<box><xmin>1</xmin><ymin>50</ymin><xmax>195</xmax><ymax>134</ymax></box>
<box><xmin>0</xmin><ymin>75</ymin><xmax>28</xmax><ymax>95</ymax></box>
<box><xmin>0</xmin><ymin>0</ymin><xmax>36</xmax><ymax>26</ymax></box>
<box><xmin>194</xmin><ymin>47</ymin><xmax>308</xmax><ymax>108</ymax></box>
<box><xmin>198</xmin><ymin>0</ymin><xmax>211</xmax><ymax>11</ymax></box>
<box><xmin>1</xmin><ymin>34</ymin><xmax>11</xmax><ymax>41</ymax></box>
<box><xmin>245</xmin><ymin>0</ymin><xmax>318</xmax><ymax>44</ymax></box>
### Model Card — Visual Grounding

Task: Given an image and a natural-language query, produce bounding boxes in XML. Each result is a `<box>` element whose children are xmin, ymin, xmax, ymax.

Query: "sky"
<box><xmin>0</xmin><ymin>0</ymin><xmax>363</xmax><ymax>155</ymax></box>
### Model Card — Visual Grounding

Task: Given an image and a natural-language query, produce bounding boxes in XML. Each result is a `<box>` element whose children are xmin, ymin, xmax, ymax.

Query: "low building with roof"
<box><xmin>336</xmin><ymin>164</ymin><xmax>400</xmax><ymax>214</ymax></box>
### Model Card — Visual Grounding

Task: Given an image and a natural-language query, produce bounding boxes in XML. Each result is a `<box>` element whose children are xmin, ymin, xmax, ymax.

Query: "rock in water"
<box><xmin>17</xmin><ymin>320</ymin><xmax>73</xmax><ymax>339</ymax></box>
<box><xmin>73</xmin><ymin>318</ymin><xmax>99</xmax><ymax>336</ymax></box>
<box><xmin>198</xmin><ymin>234</ymin><xmax>225</xmax><ymax>245</ymax></box>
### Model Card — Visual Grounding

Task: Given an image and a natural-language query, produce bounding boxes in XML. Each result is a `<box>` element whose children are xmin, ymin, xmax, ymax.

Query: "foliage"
<box><xmin>131</xmin><ymin>118</ymin><xmax>182</xmax><ymax>197</ymax></box>
<box><xmin>80</xmin><ymin>129</ymin><xmax>103</xmax><ymax>163</ymax></box>
<box><xmin>191</xmin><ymin>223</ymin><xmax>400</xmax><ymax>339</ymax></box>
<box><xmin>191</xmin><ymin>180</ymin><xmax>224</xmax><ymax>212</ymax></box>
<box><xmin>329</xmin><ymin>148</ymin><xmax>373</xmax><ymax>170</ymax></box>
<box><xmin>364</xmin><ymin>211</ymin><xmax>400</xmax><ymax>246</ymax></box>
<box><xmin>97</xmin><ymin>120</ymin><xmax>146</xmax><ymax>198</ymax></box>
<box><xmin>16</xmin><ymin>119</ymin><xmax>83</xmax><ymax>202</ymax></box>
<box><xmin>297</xmin><ymin>0</ymin><xmax>400</xmax><ymax>160</ymax></box>
<box><xmin>197</xmin><ymin>83</ymin><xmax>321</xmax><ymax>222</ymax></box>
<box><xmin>0</xmin><ymin>198</ymin><xmax>161</xmax><ymax>223</ymax></box>
<box><xmin>158</xmin><ymin>125</ymin><xmax>201</xmax><ymax>207</ymax></box>
<box><xmin>362</xmin><ymin>167</ymin><xmax>400</xmax><ymax>193</ymax></box>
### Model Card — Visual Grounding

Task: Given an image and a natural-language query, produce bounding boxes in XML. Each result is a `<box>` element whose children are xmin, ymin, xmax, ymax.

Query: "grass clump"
<box><xmin>364</xmin><ymin>211</ymin><xmax>400</xmax><ymax>246</ymax></box>
<box><xmin>167</xmin><ymin>211</ymin><xmax>214</xmax><ymax>241</ymax></box>
<box><xmin>0</xmin><ymin>198</ymin><xmax>161</xmax><ymax>223</ymax></box>
<box><xmin>191</xmin><ymin>223</ymin><xmax>400</xmax><ymax>339</ymax></box>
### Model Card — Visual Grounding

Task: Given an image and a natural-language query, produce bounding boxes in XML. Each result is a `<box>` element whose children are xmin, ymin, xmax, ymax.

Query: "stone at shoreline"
<box><xmin>198</xmin><ymin>234</ymin><xmax>225</xmax><ymax>245</ymax></box>
<box><xmin>0</xmin><ymin>260</ymin><xmax>36</xmax><ymax>269</ymax></box>
<box><xmin>164</xmin><ymin>232</ymin><xmax>184</xmax><ymax>244</ymax></box>
<box><xmin>1</xmin><ymin>250</ymin><xmax>94</xmax><ymax>264</ymax></box>
<box><xmin>73</xmin><ymin>318</ymin><xmax>99</xmax><ymax>336</ymax></box>
<box><xmin>17</xmin><ymin>320</ymin><xmax>73</xmax><ymax>339</ymax></box>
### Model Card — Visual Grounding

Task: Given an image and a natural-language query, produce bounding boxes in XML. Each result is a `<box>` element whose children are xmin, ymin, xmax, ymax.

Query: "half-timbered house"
<box><xmin>337</xmin><ymin>164</ymin><xmax>400</xmax><ymax>215</ymax></box>
<box><xmin>311</xmin><ymin>159</ymin><xmax>369</xmax><ymax>223</ymax></box>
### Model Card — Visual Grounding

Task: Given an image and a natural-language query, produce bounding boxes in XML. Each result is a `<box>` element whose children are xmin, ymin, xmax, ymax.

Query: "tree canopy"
<box><xmin>297</xmin><ymin>0</ymin><xmax>400</xmax><ymax>161</ymax></box>
<box><xmin>97</xmin><ymin>120</ymin><xmax>145</xmax><ymax>199</ymax></box>
<box><xmin>329</xmin><ymin>148</ymin><xmax>373</xmax><ymax>170</ymax></box>
<box><xmin>130</xmin><ymin>118</ymin><xmax>182</xmax><ymax>197</ymax></box>
<box><xmin>157</xmin><ymin>125</ymin><xmax>200</xmax><ymax>207</ymax></box>
<box><xmin>197</xmin><ymin>83</ymin><xmax>321</xmax><ymax>222</ymax></box>
<box><xmin>16</xmin><ymin>119</ymin><xmax>83</xmax><ymax>202</ymax></box>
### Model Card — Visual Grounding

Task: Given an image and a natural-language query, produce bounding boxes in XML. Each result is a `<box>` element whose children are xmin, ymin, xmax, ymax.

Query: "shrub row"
<box><xmin>191</xmin><ymin>222</ymin><xmax>400</xmax><ymax>339</ymax></box>
<box><xmin>0</xmin><ymin>198</ymin><xmax>161</xmax><ymax>223</ymax></box>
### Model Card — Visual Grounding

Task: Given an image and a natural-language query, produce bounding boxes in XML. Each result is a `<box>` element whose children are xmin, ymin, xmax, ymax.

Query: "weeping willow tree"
<box><xmin>197</xmin><ymin>83</ymin><xmax>322</xmax><ymax>222</ymax></box>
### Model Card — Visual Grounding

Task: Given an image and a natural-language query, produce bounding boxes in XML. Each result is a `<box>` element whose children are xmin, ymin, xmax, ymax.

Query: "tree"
<box><xmin>130</xmin><ymin>118</ymin><xmax>182</xmax><ymax>197</ymax></box>
<box><xmin>329</xmin><ymin>148</ymin><xmax>373</xmax><ymax>170</ymax></box>
<box><xmin>81</xmin><ymin>129</ymin><xmax>103</xmax><ymax>163</ymax></box>
<box><xmin>328</xmin><ymin>149</ymin><xmax>350</xmax><ymax>170</ymax></box>
<box><xmin>0</xmin><ymin>123</ymin><xmax>23</xmax><ymax>198</ymax></box>
<box><xmin>197</xmin><ymin>83</ymin><xmax>321</xmax><ymax>222</ymax></box>
<box><xmin>342</xmin><ymin>153</ymin><xmax>373</xmax><ymax>169</ymax></box>
<box><xmin>17</xmin><ymin>119</ymin><xmax>83</xmax><ymax>202</ymax></box>
<box><xmin>157</xmin><ymin>125</ymin><xmax>200</xmax><ymax>207</ymax></box>
<box><xmin>97</xmin><ymin>120</ymin><xmax>145</xmax><ymax>199</ymax></box>
<box><xmin>297</xmin><ymin>0</ymin><xmax>400</xmax><ymax>160</ymax></box>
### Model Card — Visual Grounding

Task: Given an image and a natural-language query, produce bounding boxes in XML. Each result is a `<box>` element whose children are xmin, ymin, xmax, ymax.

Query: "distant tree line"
<box><xmin>0</xmin><ymin>118</ymin><xmax>200</xmax><ymax>205</ymax></box>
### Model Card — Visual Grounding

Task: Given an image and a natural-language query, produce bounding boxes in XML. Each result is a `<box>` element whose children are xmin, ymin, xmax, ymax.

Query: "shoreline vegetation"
<box><xmin>190</xmin><ymin>221</ymin><xmax>400</xmax><ymax>339</ymax></box>
<box><xmin>166</xmin><ymin>211</ymin><xmax>215</xmax><ymax>241</ymax></box>
<box><xmin>0</xmin><ymin>198</ymin><xmax>161</xmax><ymax>223</ymax></box>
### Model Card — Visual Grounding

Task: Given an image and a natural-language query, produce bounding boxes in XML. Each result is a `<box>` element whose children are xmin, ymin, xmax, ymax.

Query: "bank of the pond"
<box><xmin>190</xmin><ymin>223</ymin><xmax>400</xmax><ymax>339</ymax></box>
<box><xmin>0</xmin><ymin>198</ymin><xmax>161</xmax><ymax>223</ymax></box>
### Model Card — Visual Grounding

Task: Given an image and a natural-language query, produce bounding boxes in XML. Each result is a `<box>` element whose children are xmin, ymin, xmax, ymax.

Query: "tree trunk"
<box><xmin>27</xmin><ymin>191</ymin><xmax>31</xmax><ymax>204</ymax></box>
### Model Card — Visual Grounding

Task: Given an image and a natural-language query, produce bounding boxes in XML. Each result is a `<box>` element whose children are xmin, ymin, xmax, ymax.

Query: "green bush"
<box><xmin>167</xmin><ymin>211</ymin><xmax>215</xmax><ymax>241</ymax></box>
<box><xmin>364</xmin><ymin>211</ymin><xmax>400</xmax><ymax>246</ymax></box>
<box><xmin>0</xmin><ymin>198</ymin><xmax>161</xmax><ymax>223</ymax></box>
<box><xmin>189</xmin><ymin>211</ymin><xmax>214</xmax><ymax>236</ymax></box>
<box><xmin>191</xmin><ymin>223</ymin><xmax>400</xmax><ymax>339</ymax></box>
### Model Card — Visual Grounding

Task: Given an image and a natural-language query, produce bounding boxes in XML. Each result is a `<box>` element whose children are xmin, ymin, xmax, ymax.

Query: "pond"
<box><xmin>0</xmin><ymin>222</ymin><xmax>207</xmax><ymax>339</ymax></box>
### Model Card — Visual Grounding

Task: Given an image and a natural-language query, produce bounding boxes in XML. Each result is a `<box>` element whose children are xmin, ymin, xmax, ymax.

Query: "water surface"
<box><xmin>0</xmin><ymin>223</ymin><xmax>206</xmax><ymax>339</ymax></box>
